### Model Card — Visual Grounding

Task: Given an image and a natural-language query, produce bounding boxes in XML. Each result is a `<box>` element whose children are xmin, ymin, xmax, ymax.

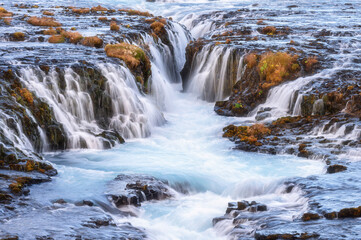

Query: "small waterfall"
<box><xmin>139</xmin><ymin>22</ymin><xmax>191</xmax><ymax>110</ymax></box>
<box><xmin>18</xmin><ymin>64</ymin><xmax>165</xmax><ymax>150</ymax></box>
<box><xmin>180</xmin><ymin>13</ymin><xmax>216</xmax><ymax>39</ymax></box>
<box><xmin>185</xmin><ymin>44</ymin><xmax>242</xmax><ymax>102</ymax></box>
<box><xmin>100</xmin><ymin>63</ymin><xmax>165</xmax><ymax>139</ymax></box>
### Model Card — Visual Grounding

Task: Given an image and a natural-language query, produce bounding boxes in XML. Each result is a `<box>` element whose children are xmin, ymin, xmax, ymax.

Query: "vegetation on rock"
<box><xmin>27</xmin><ymin>16</ymin><xmax>61</xmax><ymax>27</ymax></box>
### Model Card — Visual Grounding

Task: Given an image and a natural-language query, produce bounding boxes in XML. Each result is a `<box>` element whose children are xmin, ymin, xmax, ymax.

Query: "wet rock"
<box><xmin>53</xmin><ymin>199</ymin><xmax>67</xmax><ymax>204</ymax></box>
<box><xmin>107</xmin><ymin>174</ymin><xmax>173</xmax><ymax>207</ymax></box>
<box><xmin>338</xmin><ymin>206</ymin><xmax>361</xmax><ymax>218</ymax></box>
<box><xmin>255</xmin><ymin>232</ymin><xmax>320</xmax><ymax>240</ymax></box>
<box><xmin>327</xmin><ymin>164</ymin><xmax>347</xmax><ymax>174</ymax></box>
<box><xmin>75</xmin><ymin>200</ymin><xmax>94</xmax><ymax>207</ymax></box>
<box><xmin>82</xmin><ymin>216</ymin><xmax>116</xmax><ymax>228</ymax></box>
<box><xmin>302</xmin><ymin>213</ymin><xmax>321</xmax><ymax>221</ymax></box>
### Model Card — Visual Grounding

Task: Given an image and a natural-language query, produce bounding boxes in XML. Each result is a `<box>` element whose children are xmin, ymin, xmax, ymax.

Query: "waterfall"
<box><xmin>185</xmin><ymin>45</ymin><xmax>242</xmax><ymax>102</ymax></box>
<box><xmin>18</xmin><ymin>64</ymin><xmax>165</xmax><ymax>150</ymax></box>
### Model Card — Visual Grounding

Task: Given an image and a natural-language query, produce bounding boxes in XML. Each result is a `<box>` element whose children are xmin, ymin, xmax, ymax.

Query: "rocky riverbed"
<box><xmin>1</xmin><ymin>0</ymin><xmax>361</xmax><ymax>239</ymax></box>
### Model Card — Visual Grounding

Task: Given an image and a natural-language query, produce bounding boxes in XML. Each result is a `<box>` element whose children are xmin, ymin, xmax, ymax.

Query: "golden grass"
<box><xmin>150</xmin><ymin>21</ymin><xmax>166</xmax><ymax>37</ymax></box>
<box><xmin>91</xmin><ymin>5</ymin><xmax>108</xmax><ymax>12</ymax></box>
<box><xmin>71</xmin><ymin>8</ymin><xmax>90</xmax><ymax>14</ymax></box>
<box><xmin>0</xmin><ymin>7</ymin><xmax>13</xmax><ymax>17</ymax></box>
<box><xmin>43</xmin><ymin>27</ymin><xmax>57</xmax><ymax>35</ymax></box>
<box><xmin>245</xmin><ymin>53</ymin><xmax>258</xmax><ymax>68</ymax></box>
<box><xmin>304</xmin><ymin>56</ymin><xmax>318</xmax><ymax>72</ymax></box>
<box><xmin>11</xmin><ymin>32</ymin><xmax>25</xmax><ymax>41</ymax></box>
<box><xmin>110</xmin><ymin>21</ymin><xmax>120</xmax><ymax>31</ymax></box>
<box><xmin>257</xmin><ymin>51</ymin><xmax>299</xmax><ymax>89</ymax></box>
<box><xmin>98</xmin><ymin>16</ymin><xmax>108</xmax><ymax>21</ymax></box>
<box><xmin>48</xmin><ymin>35</ymin><xmax>65</xmax><ymax>43</ymax></box>
<box><xmin>81</xmin><ymin>36</ymin><xmax>103</xmax><ymax>48</ymax></box>
<box><xmin>261</xmin><ymin>26</ymin><xmax>277</xmax><ymax>35</ymax></box>
<box><xmin>27</xmin><ymin>16</ymin><xmax>61</xmax><ymax>27</ymax></box>
<box><xmin>63</xmin><ymin>31</ymin><xmax>83</xmax><ymax>43</ymax></box>
<box><xmin>119</xmin><ymin>9</ymin><xmax>152</xmax><ymax>17</ymax></box>
<box><xmin>42</xmin><ymin>11</ymin><xmax>54</xmax><ymax>16</ymax></box>
<box><xmin>223</xmin><ymin>124</ymin><xmax>271</xmax><ymax>146</ymax></box>
<box><xmin>19</xmin><ymin>88</ymin><xmax>33</xmax><ymax>104</ymax></box>
<box><xmin>104</xmin><ymin>43</ymin><xmax>149</xmax><ymax>70</ymax></box>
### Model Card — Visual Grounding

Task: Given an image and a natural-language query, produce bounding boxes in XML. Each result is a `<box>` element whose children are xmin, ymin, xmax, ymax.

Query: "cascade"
<box><xmin>185</xmin><ymin>45</ymin><xmax>243</xmax><ymax>102</ymax></box>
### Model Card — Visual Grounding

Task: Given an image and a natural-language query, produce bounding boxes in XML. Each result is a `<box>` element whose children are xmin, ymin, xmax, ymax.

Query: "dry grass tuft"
<box><xmin>223</xmin><ymin>124</ymin><xmax>271</xmax><ymax>146</ymax></box>
<box><xmin>71</xmin><ymin>8</ymin><xmax>90</xmax><ymax>14</ymax></box>
<box><xmin>48</xmin><ymin>34</ymin><xmax>65</xmax><ymax>43</ymax></box>
<box><xmin>91</xmin><ymin>5</ymin><xmax>108</xmax><ymax>12</ymax></box>
<box><xmin>303</xmin><ymin>56</ymin><xmax>318</xmax><ymax>72</ymax></box>
<box><xmin>43</xmin><ymin>27</ymin><xmax>57</xmax><ymax>35</ymax></box>
<box><xmin>63</xmin><ymin>31</ymin><xmax>83</xmax><ymax>43</ymax></box>
<box><xmin>11</xmin><ymin>32</ymin><xmax>25</xmax><ymax>41</ymax></box>
<box><xmin>261</xmin><ymin>26</ymin><xmax>277</xmax><ymax>35</ymax></box>
<box><xmin>119</xmin><ymin>9</ymin><xmax>152</xmax><ymax>17</ymax></box>
<box><xmin>104</xmin><ymin>43</ymin><xmax>149</xmax><ymax>70</ymax></box>
<box><xmin>98</xmin><ymin>16</ymin><xmax>108</xmax><ymax>21</ymax></box>
<box><xmin>110</xmin><ymin>21</ymin><xmax>120</xmax><ymax>31</ymax></box>
<box><xmin>0</xmin><ymin>7</ymin><xmax>13</xmax><ymax>17</ymax></box>
<box><xmin>81</xmin><ymin>36</ymin><xmax>103</xmax><ymax>48</ymax></box>
<box><xmin>245</xmin><ymin>53</ymin><xmax>258</xmax><ymax>68</ymax></box>
<box><xmin>43</xmin><ymin>11</ymin><xmax>54</xmax><ymax>16</ymax></box>
<box><xmin>257</xmin><ymin>51</ymin><xmax>299</xmax><ymax>89</ymax></box>
<box><xmin>27</xmin><ymin>16</ymin><xmax>61</xmax><ymax>27</ymax></box>
<box><xmin>150</xmin><ymin>21</ymin><xmax>166</xmax><ymax>37</ymax></box>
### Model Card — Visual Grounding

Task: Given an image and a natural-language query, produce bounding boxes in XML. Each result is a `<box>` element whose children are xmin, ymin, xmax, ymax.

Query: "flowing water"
<box><xmin>1</xmin><ymin>0</ymin><xmax>360</xmax><ymax>239</ymax></box>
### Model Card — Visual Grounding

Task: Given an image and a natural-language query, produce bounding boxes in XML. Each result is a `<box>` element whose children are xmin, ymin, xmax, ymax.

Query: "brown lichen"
<box><xmin>0</xmin><ymin>7</ymin><xmax>13</xmax><ymax>17</ymax></box>
<box><xmin>261</xmin><ymin>26</ymin><xmax>277</xmax><ymax>35</ymax></box>
<box><xmin>120</xmin><ymin>9</ymin><xmax>152</xmax><ymax>17</ymax></box>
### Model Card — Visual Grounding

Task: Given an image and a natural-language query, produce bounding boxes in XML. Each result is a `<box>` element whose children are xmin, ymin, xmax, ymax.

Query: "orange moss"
<box><xmin>63</xmin><ymin>31</ymin><xmax>83</xmax><ymax>43</ymax></box>
<box><xmin>48</xmin><ymin>34</ymin><xmax>65</xmax><ymax>43</ymax></box>
<box><xmin>19</xmin><ymin>88</ymin><xmax>34</xmax><ymax>104</ymax></box>
<box><xmin>225</xmin><ymin>39</ymin><xmax>231</xmax><ymax>44</ymax></box>
<box><xmin>120</xmin><ymin>9</ymin><xmax>152</xmax><ymax>17</ymax></box>
<box><xmin>223</xmin><ymin>124</ymin><xmax>271</xmax><ymax>146</ymax></box>
<box><xmin>110</xmin><ymin>21</ymin><xmax>120</xmax><ymax>31</ymax></box>
<box><xmin>43</xmin><ymin>11</ymin><xmax>54</xmax><ymax>16</ymax></box>
<box><xmin>261</xmin><ymin>26</ymin><xmax>277</xmax><ymax>35</ymax></box>
<box><xmin>2</xmin><ymin>17</ymin><xmax>12</xmax><ymax>25</ymax></box>
<box><xmin>43</xmin><ymin>27</ymin><xmax>57</xmax><ymax>35</ymax></box>
<box><xmin>303</xmin><ymin>56</ymin><xmax>318</xmax><ymax>72</ymax></box>
<box><xmin>81</xmin><ymin>36</ymin><xmax>103</xmax><ymax>48</ymax></box>
<box><xmin>245</xmin><ymin>53</ymin><xmax>258</xmax><ymax>69</ymax></box>
<box><xmin>11</xmin><ymin>32</ymin><xmax>25</xmax><ymax>41</ymax></box>
<box><xmin>257</xmin><ymin>51</ymin><xmax>299</xmax><ymax>89</ymax></box>
<box><xmin>104</xmin><ymin>43</ymin><xmax>149</xmax><ymax>70</ymax></box>
<box><xmin>91</xmin><ymin>5</ymin><xmax>108</xmax><ymax>12</ymax></box>
<box><xmin>0</xmin><ymin>7</ymin><xmax>13</xmax><ymax>17</ymax></box>
<box><xmin>71</xmin><ymin>8</ymin><xmax>90</xmax><ymax>14</ymax></box>
<box><xmin>150</xmin><ymin>21</ymin><xmax>166</xmax><ymax>37</ymax></box>
<box><xmin>27</xmin><ymin>16</ymin><xmax>61</xmax><ymax>27</ymax></box>
<box><xmin>98</xmin><ymin>16</ymin><xmax>108</xmax><ymax>21</ymax></box>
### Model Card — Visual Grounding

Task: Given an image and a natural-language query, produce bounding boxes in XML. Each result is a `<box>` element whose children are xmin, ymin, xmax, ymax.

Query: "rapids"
<box><xmin>0</xmin><ymin>0</ymin><xmax>360</xmax><ymax>239</ymax></box>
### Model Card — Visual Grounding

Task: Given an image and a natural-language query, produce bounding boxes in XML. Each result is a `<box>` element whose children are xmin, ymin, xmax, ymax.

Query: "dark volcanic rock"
<box><xmin>327</xmin><ymin>164</ymin><xmax>347</xmax><ymax>174</ymax></box>
<box><xmin>107</xmin><ymin>174</ymin><xmax>174</xmax><ymax>207</ymax></box>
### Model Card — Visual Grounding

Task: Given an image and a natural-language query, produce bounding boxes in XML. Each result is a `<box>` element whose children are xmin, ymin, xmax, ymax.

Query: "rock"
<box><xmin>327</xmin><ymin>164</ymin><xmax>347</xmax><ymax>174</ymax></box>
<box><xmin>338</xmin><ymin>206</ymin><xmax>361</xmax><ymax>218</ymax></box>
<box><xmin>107</xmin><ymin>174</ymin><xmax>173</xmax><ymax>207</ymax></box>
<box><xmin>212</xmin><ymin>217</ymin><xmax>231</xmax><ymax>226</ymax></box>
<box><xmin>302</xmin><ymin>213</ymin><xmax>321</xmax><ymax>221</ymax></box>
<box><xmin>324</xmin><ymin>212</ymin><xmax>337</xmax><ymax>220</ymax></box>
<box><xmin>53</xmin><ymin>199</ymin><xmax>67</xmax><ymax>204</ymax></box>
<box><xmin>255</xmin><ymin>112</ymin><xmax>272</xmax><ymax>121</ymax></box>
<box><xmin>255</xmin><ymin>232</ymin><xmax>320</xmax><ymax>240</ymax></box>
<box><xmin>75</xmin><ymin>200</ymin><xmax>94</xmax><ymax>207</ymax></box>
<box><xmin>82</xmin><ymin>217</ymin><xmax>116</xmax><ymax>229</ymax></box>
